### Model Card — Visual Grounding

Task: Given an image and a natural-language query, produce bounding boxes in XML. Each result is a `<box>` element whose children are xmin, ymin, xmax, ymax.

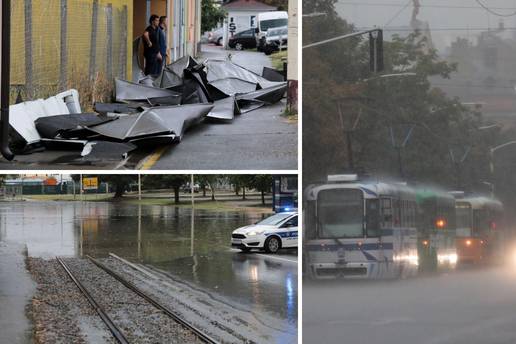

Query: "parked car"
<box><xmin>181</xmin><ymin>183</ymin><xmax>200</xmax><ymax>193</ymax></box>
<box><xmin>231</xmin><ymin>212</ymin><xmax>298</xmax><ymax>253</ymax></box>
<box><xmin>228</xmin><ymin>29</ymin><xmax>257</xmax><ymax>50</ymax></box>
<box><xmin>263</xmin><ymin>26</ymin><xmax>288</xmax><ymax>55</ymax></box>
<box><xmin>256</xmin><ymin>11</ymin><xmax>288</xmax><ymax>52</ymax></box>
<box><xmin>208</xmin><ymin>27</ymin><xmax>224</xmax><ymax>46</ymax></box>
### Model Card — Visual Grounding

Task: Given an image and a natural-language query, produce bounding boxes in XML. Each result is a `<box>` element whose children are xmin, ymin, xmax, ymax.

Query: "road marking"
<box><xmin>138</xmin><ymin>146</ymin><xmax>169</xmax><ymax>170</ymax></box>
<box><xmin>254</xmin><ymin>253</ymin><xmax>298</xmax><ymax>264</ymax></box>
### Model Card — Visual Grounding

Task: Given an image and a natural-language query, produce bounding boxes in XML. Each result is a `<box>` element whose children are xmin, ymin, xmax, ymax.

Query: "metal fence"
<box><xmin>11</xmin><ymin>0</ymin><xmax>132</xmax><ymax>103</ymax></box>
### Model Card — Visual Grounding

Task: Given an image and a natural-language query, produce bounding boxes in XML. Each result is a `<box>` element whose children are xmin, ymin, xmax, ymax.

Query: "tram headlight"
<box><xmin>466</xmin><ymin>240</ymin><xmax>472</xmax><ymax>246</ymax></box>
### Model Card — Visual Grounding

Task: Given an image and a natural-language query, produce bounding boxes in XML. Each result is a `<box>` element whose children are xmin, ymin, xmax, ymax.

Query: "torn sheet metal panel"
<box><xmin>236</xmin><ymin>83</ymin><xmax>287</xmax><ymax>104</ymax></box>
<box><xmin>115</xmin><ymin>78</ymin><xmax>181</xmax><ymax>103</ymax></box>
<box><xmin>87</xmin><ymin>112</ymin><xmax>171</xmax><ymax>141</ymax></box>
<box><xmin>40</xmin><ymin>138</ymin><xmax>89</xmax><ymax>150</ymax></box>
<box><xmin>130</xmin><ymin>134</ymin><xmax>177</xmax><ymax>147</ymax></box>
<box><xmin>262</xmin><ymin>67</ymin><xmax>285</xmax><ymax>82</ymax></box>
<box><xmin>142</xmin><ymin>103</ymin><xmax>214</xmax><ymax>140</ymax></box>
<box><xmin>209</xmin><ymin>78</ymin><xmax>257</xmax><ymax>96</ymax></box>
<box><xmin>206</xmin><ymin>96</ymin><xmax>239</xmax><ymax>121</ymax></box>
<box><xmin>35</xmin><ymin>113</ymin><xmax>117</xmax><ymax>139</ymax></box>
<box><xmin>153</xmin><ymin>67</ymin><xmax>183</xmax><ymax>89</ymax></box>
<box><xmin>182</xmin><ymin>78</ymin><xmax>211</xmax><ymax>104</ymax></box>
<box><xmin>81</xmin><ymin>141</ymin><xmax>137</xmax><ymax>161</ymax></box>
<box><xmin>94</xmin><ymin>102</ymin><xmax>141</xmax><ymax>115</ymax></box>
<box><xmin>205</xmin><ymin>59</ymin><xmax>282</xmax><ymax>89</ymax></box>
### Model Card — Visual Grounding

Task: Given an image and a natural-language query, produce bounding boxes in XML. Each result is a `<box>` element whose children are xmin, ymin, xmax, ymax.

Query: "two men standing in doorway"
<box><xmin>142</xmin><ymin>14</ymin><xmax>168</xmax><ymax>76</ymax></box>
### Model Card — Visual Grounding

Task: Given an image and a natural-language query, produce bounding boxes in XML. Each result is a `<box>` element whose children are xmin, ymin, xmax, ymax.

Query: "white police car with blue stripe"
<box><xmin>231</xmin><ymin>212</ymin><xmax>298</xmax><ymax>253</ymax></box>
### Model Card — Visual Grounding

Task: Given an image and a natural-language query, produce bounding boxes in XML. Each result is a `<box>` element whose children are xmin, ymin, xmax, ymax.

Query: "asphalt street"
<box><xmin>304</xmin><ymin>265</ymin><xmax>516</xmax><ymax>344</ymax></box>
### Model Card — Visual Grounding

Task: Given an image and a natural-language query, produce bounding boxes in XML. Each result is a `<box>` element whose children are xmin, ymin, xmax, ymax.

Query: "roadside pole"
<box><xmin>80</xmin><ymin>174</ymin><xmax>83</xmax><ymax>201</ymax></box>
<box><xmin>190</xmin><ymin>174</ymin><xmax>194</xmax><ymax>256</ymax></box>
<box><xmin>138</xmin><ymin>174</ymin><xmax>142</xmax><ymax>201</ymax></box>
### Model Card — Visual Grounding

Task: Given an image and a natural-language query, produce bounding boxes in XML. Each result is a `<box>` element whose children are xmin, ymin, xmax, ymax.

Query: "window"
<box><xmin>317</xmin><ymin>189</ymin><xmax>364</xmax><ymax>238</ymax></box>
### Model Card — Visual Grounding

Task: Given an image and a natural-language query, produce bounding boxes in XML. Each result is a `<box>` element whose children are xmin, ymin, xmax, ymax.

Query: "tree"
<box><xmin>251</xmin><ymin>175</ymin><xmax>272</xmax><ymax>204</ymax></box>
<box><xmin>302</xmin><ymin>1</ymin><xmax>487</xmax><ymax>193</ymax></box>
<box><xmin>100</xmin><ymin>175</ymin><xmax>137</xmax><ymax>198</ymax></box>
<box><xmin>202</xmin><ymin>0</ymin><xmax>226</xmax><ymax>33</ymax></box>
<box><xmin>196</xmin><ymin>175</ymin><xmax>220</xmax><ymax>201</ymax></box>
<box><xmin>142</xmin><ymin>175</ymin><xmax>189</xmax><ymax>203</ymax></box>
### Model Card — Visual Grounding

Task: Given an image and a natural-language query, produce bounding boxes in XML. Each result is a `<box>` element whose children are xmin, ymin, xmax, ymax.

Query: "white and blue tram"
<box><xmin>304</xmin><ymin>175</ymin><xmax>419</xmax><ymax>279</ymax></box>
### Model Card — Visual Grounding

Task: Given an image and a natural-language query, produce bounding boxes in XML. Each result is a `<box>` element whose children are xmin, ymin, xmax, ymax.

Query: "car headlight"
<box><xmin>248</xmin><ymin>230</ymin><xmax>265</xmax><ymax>236</ymax></box>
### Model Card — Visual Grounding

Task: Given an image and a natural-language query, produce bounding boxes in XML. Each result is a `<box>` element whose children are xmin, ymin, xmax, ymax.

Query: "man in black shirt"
<box><xmin>142</xmin><ymin>14</ymin><xmax>162</xmax><ymax>77</ymax></box>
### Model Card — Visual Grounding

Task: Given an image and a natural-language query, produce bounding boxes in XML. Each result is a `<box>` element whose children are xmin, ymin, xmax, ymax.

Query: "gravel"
<box><xmin>62</xmin><ymin>258</ymin><xmax>199</xmax><ymax>344</ymax></box>
<box><xmin>27</xmin><ymin>258</ymin><xmax>115</xmax><ymax>344</ymax></box>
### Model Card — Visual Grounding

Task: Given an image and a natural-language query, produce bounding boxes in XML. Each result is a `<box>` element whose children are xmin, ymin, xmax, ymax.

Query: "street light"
<box><xmin>488</xmin><ymin>141</ymin><xmax>516</xmax><ymax>196</ymax></box>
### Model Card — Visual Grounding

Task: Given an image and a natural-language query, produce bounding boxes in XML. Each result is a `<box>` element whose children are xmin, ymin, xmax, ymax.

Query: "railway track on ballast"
<box><xmin>57</xmin><ymin>257</ymin><xmax>219</xmax><ymax>344</ymax></box>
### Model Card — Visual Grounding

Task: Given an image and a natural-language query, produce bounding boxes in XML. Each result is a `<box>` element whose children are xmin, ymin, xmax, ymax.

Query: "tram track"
<box><xmin>57</xmin><ymin>257</ymin><xmax>219</xmax><ymax>344</ymax></box>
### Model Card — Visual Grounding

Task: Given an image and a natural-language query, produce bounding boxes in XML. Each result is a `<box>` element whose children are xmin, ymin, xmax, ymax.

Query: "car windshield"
<box><xmin>256</xmin><ymin>213</ymin><xmax>293</xmax><ymax>226</ymax></box>
<box><xmin>260</xmin><ymin>18</ymin><xmax>288</xmax><ymax>31</ymax></box>
<box><xmin>317</xmin><ymin>188</ymin><xmax>364</xmax><ymax>238</ymax></box>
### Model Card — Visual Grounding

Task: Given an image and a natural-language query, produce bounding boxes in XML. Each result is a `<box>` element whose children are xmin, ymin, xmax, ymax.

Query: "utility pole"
<box><xmin>138</xmin><ymin>174</ymin><xmax>141</xmax><ymax>201</ymax></box>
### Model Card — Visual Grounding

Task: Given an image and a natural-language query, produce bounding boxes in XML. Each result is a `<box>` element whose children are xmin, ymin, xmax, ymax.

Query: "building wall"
<box><xmin>287</xmin><ymin>0</ymin><xmax>298</xmax><ymax>111</ymax></box>
<box><xmin>10</xmin><ymin>0</ymin><xmax>133</xmax><ymax>97</ymax></box>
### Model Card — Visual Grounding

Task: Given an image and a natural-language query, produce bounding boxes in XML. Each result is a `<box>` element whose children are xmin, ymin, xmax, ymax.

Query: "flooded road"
<box><xmin>0</xmin><ymin>201</ymin><xmax>297</xmax><ymax>342</ymax></box>
<box><xmin>304</xmin><ymin>265</ymin><xmax>516</xmax><ymax>344</ymax></box>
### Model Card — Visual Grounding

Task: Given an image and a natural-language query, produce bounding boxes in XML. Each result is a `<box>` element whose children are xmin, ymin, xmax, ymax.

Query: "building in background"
<box><xmin>222</xmin><ymin>0</ymin><xmax>276</xmax><ymax>36</ymax></box>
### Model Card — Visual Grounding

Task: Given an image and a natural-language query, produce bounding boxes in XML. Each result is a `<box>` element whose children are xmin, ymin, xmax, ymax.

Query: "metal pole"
<box><xmin>190</xmin><ymin>174</ymin><xmax>194</xmax><ymax>256</ymax></box>
<box><xmin>303</xmin><ymin>29</ymin><xmax>382</xmax><ymax>49</ymax></box>
<box><xmin>80</xmin><ymin>174</ymin><xmax>83</xmax><ymax>201</ymax></box>
<box><xmin>0</xmin><ymin>0</ymin><xmax>14</xmax><ymax>161</ymax></box>
<box><xmin>138</xmin><ymin>174</ymin><xmax>141</xmax><ymax>201</ymax></box>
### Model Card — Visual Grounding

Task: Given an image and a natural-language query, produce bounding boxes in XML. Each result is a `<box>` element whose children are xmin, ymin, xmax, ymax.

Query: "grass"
<box><xmin>270</xmin><ymin>50</ymin><xmax>288</xmax><ymax>70</ymax></box>
<box><xmin>23</xmin><ymin>194</ymin><xmax>272</xmax><ymax>212</ymax></box>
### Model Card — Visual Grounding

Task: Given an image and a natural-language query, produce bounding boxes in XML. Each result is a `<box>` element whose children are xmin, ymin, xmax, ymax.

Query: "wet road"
<box><xmin>146</xmin><ymin>44</ymin><xmax>297</xmax><ymax>170</ymax></box>
<box><xmin>304</xmin><ymin>266</ymin><xmax>516</xmax><ymax>344</ymax></box>
<box><xmin>0</xmin><ymin>201</ymin><xmax>297</xmax><ymax>341</ymax></box>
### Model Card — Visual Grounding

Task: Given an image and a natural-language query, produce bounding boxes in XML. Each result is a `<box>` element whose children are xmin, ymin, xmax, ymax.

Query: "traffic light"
<box><xmin>369</xmin><ymin>29</ymin><xmax>384</xmax><ymax>73</ymax></box>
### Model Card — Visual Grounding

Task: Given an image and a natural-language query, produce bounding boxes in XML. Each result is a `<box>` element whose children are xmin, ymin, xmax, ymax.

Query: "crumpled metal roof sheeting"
<box><xmin>209</xmin><ymin>78</ymin><xmax>258</xmax><ymax>96</ymax></box>
<box><xmin>206</xmin><ymin>96</ymin><xmax>240</xmax><ymax>121</ymax></box>
<box><xmin>204</xmin><ymin>59</ymin><xmax>284</xmax><ymax>89</ymax></box>
<box><xmin>87</xmin><ymin>103</ymin><xmax>213</xmax><ymax>141</ymax></box>
<box><xmin>115</xmin><ymin>78</ymin><xmax>182</xmax><ymax>103</ymax></box>
<box><xmin>35</xmin><ymin>113</ymin><xmax>117</xmax><ymax>139</ymax></box>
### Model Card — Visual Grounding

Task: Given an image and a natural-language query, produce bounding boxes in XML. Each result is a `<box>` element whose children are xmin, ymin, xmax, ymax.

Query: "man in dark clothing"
<box><xmin>158</xmin><ymin>16</ymin><xmax>168</xmax><ymax>69</ymax></box>
<box><xmin>142</xmin><ymin>14</ymin><xmax>162</xmax><ymax>76</ymax></box>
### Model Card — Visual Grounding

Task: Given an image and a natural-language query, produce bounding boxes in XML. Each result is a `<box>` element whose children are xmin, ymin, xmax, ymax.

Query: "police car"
<box><xmin>231</xmin><ymin>212</ymin><xmax>298</xmax><ymax>253</ymax></box>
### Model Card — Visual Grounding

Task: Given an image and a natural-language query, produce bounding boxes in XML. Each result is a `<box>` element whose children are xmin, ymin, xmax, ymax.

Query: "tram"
<box><xmin>453</xmin><ymin>195</ymin><xmax>504</xmax><ymax>265</ymax></box>
<box><xmin>304</xmin><ymin>175</ymin><xmax>419</xmax><ymax>279</ymax></box>
<box><xmin>415</xmin><ymin>189</ymin><xmax>457</xmax><ymax>273</ymax></box>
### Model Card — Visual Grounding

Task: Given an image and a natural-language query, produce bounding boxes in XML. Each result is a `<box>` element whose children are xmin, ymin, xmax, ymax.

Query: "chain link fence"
<box><xmin>10</xmin><ymin>0</ymin><xmax>133</xmax><ymax>111</ymax></box>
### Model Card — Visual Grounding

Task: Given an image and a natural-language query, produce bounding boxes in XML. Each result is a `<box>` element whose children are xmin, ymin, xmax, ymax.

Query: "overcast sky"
<box><xmin>335</xmin><ymin>0</ymin><xmax>516</xmax><ymax>51</ymax></box>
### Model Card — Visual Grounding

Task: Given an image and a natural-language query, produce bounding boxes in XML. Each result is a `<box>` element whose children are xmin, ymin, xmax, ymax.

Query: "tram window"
<box><xmin>317</xmin><ymin>189</ymin><xmax>364</xmax><ymax>238</ymax></box>
<box><xmin>381</xmin><ymin>198</ymin><xmax>393</xmax><ymax>228</ymax></box>
<box><xmin>305</xmin><ymin>201</ymin><xmax>317</xmax><ymax>240</ymax></box>
<box><xmin>366</xmin><ymin>199</ymin><xmax>380</xmax><ymax>237</ymax></box>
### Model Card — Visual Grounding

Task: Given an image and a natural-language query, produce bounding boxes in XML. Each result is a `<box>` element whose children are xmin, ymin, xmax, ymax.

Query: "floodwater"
<box><xmin>0</xmin><ymin>201</ymin><xmax>298</xmax><ymax>341</ymax></box>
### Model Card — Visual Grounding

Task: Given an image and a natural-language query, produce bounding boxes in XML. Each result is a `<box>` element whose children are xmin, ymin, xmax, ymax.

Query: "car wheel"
<box><xmin>264</xmin><ymin>236</ymin><xmax>281</xmax><ymax>253</ymax></box>
<box><xmin>235</xmin><ymin>43</ymin><xmax>243</xmax><ymax>50</ymax></box>
<box><xmin>217</xmin><ymin>37</ymin><xmax>222</xmax><ymax>46</ymax></box>
<box><xmin>240</xmin><ymin>247</ymin><xmax>251</xmax><ymax>253</ymax></box>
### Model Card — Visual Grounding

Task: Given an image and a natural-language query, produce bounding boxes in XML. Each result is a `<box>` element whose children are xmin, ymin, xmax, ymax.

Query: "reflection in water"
<box><xmin>0</xmin><ymin>201</ymin><xmax>297</xmax><ymax>332</ymax></box>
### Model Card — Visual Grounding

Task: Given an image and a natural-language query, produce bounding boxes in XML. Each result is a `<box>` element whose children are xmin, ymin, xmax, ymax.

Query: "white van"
<box><xmin>255</xmin><ymin>11</ymin><xmax>288</xmax><ymax>52</ymax></box>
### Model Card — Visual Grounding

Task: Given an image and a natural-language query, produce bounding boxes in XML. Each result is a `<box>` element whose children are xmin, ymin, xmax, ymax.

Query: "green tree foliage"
<box><xmin>302</xmin><ymin>0</ymin><xmax>497</xmax><ymax>194</ymax></box>
<box><xmin>99</xmin><ymin>175</ymin><xmax>137</xmax><ymax>198</ymax></box>
<box><xmin>202</xmin><ymin>0</ymin><xmax>226</xmax><ymax>33</ymax></box>
<box><xmin>261</xmin><ymin>0</ymin><xmax>288</xmax><ymax>10</ymax></box>
<box><xmin>142</xmin><ymin>175</ymin><xmax>189</xmax><ymax>203</ymax></box>
<box><xmin>196</xmin><ymin>175</ymin><xmax>219</xmax><ymax>201</ymax></box>
<box><xmin>250</xmin><ymin>175</ymin><xmax>273</xmax><ymax>204</ymax></box>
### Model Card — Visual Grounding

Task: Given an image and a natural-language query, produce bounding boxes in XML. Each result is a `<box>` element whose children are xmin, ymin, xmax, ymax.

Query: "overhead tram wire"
<box><xmin>384</xmin><ymin>0</ymin><xmax>412</xmax><ymax>27</ymax></box>
<box><xmin>338</xmin><ymin>2</ymin><xmax>516</xmax><ymax>11</ymax></box>
<box><xmin>475</xmin><ymin>0</ymin><xmax>516</xmax><ymax>17</ymax></box>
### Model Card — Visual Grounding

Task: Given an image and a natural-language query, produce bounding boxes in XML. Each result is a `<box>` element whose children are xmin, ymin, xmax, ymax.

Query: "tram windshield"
<box><xmin>317</xmin><ymin>189</ymin><xmax>364</xmax><ymax>238</ymax></box>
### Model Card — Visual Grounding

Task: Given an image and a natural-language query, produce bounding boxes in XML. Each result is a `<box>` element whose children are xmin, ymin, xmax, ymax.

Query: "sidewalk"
<box><xmin>0</xmin><ymin>242</ymin><xmax>35</xmax><ymax>344</ymax></box>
